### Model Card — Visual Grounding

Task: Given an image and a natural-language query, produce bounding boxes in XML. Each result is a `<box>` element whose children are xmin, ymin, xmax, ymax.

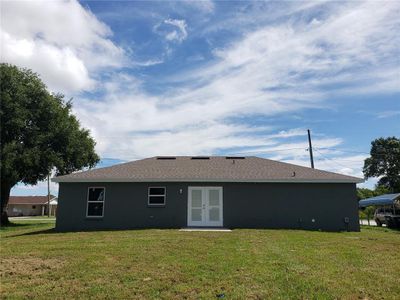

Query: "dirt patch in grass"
<box><xmin>0</xmin><ymin>257</ymin><xmax>64</xmax><ymax>278</ymax></box>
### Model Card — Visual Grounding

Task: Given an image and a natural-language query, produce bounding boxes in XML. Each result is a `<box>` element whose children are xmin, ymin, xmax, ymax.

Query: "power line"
<box><xmin>227</xmin><ymin>147</ymin><xmax>307</xmax><ymax>155</ymax></box>
<box><xmin>316</xmin><ymin>147</ymin><xmax>369</xmax><ymax>154</ymax></box>
<box><xmin>313</xmin><ymin>148</ymin><xmax>351</xmax><ymax>170</ymax></box>
<box><xmin>314</xmin><ymin>148</ymin><xmax>367</xmax><ymax>163</ymax></box>
<box><xmin>317</xmin><ymin>147</ymin><xmax>399</xmax><ymax>156</ymax></box>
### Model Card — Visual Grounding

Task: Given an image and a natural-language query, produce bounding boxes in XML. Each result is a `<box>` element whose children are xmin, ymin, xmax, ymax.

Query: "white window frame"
<box><xmin>148</xmin><ymin>186</ymin><xmax>166</xmax><ymax>206</ymax></box>
<box><xmin>86</xmin><ymin>186</ymin><xmax>105</xmax><ymax>218</ymax></box>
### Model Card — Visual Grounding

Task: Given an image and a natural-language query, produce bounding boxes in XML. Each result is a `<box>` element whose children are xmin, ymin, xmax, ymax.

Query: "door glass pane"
<box><xmin>209</xmin><ymin>190</ymin><xmax>219</xmax><ymax>206</ymax></box>
<box><xmin>191</xmin><ymin>190</ymin><xmax>202</xmax><ymax>207</ymax></box>
<box><xmin>209</xmin><ymin>207</ymin><xmax>220</xmax><ymax>221</ymax></box>
<box><xmin>192</xmin><ymin>208</ymin><xmax>202</xmax><ymax>221</ymax></box>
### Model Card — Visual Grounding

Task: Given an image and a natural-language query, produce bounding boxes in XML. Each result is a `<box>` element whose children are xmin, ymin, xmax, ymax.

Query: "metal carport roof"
<box><xmin>359</xmin><ymin>193</ymin><xmax>400</xmax><ymax>208</ymax></box>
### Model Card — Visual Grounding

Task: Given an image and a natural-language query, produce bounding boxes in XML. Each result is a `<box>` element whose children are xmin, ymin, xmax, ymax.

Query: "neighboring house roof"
<box><xmin>359</xmin><ymin>193</ymin><xmax>400</xmax><ymax>208</ymax></box>
<box><xmin>53</xmin><ymin>156</ymin><xmax>363</xmax><ymax>183</ymax></box>
<box><xmin>8</xmin><ymin>195</ymin><xmax>57</xmax><ymax>205</ymax></box>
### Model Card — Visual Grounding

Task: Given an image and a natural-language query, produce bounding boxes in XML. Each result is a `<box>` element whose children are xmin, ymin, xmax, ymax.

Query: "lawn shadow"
<box><xmin>3</xmin><ymin>227</ymin><xmax>56</xmax><ymax>238</ymax></box>
<box><xmin>0</xmin><ymin>222</ymin><xmax>34</xmax><ymax>230</ymax></box>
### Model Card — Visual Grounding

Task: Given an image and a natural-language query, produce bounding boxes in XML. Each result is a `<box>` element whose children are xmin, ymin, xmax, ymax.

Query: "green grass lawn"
<box><xmin>1</xmin><ymin>221</ymin><xmax>399</xmax><ymax>299</ymax></box>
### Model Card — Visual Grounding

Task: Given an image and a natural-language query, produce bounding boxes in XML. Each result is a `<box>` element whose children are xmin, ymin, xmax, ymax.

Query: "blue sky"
<box><xmin>2</xmin><ymin>0</ymin><xmax>399</xmax><ymax>196</ymax></box>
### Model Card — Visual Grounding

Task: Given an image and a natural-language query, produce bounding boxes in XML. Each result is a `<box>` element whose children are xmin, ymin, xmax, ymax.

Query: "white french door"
<box><xmin>188</xmin><ymin>187</ymin><xmax>223</xmax><ymax>227</ymax></box>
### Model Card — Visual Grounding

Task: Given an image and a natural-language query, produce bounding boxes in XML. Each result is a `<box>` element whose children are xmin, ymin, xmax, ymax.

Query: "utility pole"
<box><xmin>47</xmin><ymin>174</ymin><xmax>51</xmax><ymax>217</ymax></box>
<box><xmin>307</xmin><ymin>129</ymin><xmax>315</xmax><ymax>169</ymax></box>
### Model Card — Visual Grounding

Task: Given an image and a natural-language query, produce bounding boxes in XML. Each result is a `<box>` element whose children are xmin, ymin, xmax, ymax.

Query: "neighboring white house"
<box><xmin>6</xmin><ymin>196</ymin><xmax>58</xmax><ymax>217</ymax></box>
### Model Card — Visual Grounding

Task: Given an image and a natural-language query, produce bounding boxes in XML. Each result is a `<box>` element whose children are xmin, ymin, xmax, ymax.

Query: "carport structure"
<box><xmin>359</xmin><ymin>193</ymin><xmax>400</xmax><ymax>228</ymax></box>
<box><xmin>359</xmin><ymin>193</ymin><xmax>400</xmax><ymax>208</ymax></box>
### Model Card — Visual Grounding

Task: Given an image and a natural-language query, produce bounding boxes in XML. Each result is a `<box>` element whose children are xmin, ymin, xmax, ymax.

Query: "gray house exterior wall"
<box><xmin>56</xmin><ymin>182</ymin><xmax>359</xmax><ymax>232</ymax></box>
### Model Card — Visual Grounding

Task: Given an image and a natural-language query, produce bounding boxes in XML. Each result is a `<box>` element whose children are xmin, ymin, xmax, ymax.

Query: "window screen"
<box><xmin>87</xmin><ymin>187</ymin><xmax>105</xmax><ymax>217</ymax></box>
<box><xmin>148</xmin><ymin>187</ymin><xmax>166</xmax><ymax>206</ymax></box>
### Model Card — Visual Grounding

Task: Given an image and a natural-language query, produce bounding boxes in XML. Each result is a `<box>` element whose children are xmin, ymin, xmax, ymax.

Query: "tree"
<box><xmin>363</xmin><ymin>137</ymin><xmax>400</xmax><ymax>193</ymax></box>
<box><xmin>357</xmin><ymin>185</ymin><xmax>390</xmax><ymax>200</ymax></box>
<box><xmin>373</xmin><ymin>185</ymin><xmax>390</xmax><ymax>196</ymax></box>
<box><xmin>0</xmin><ymin>64</ymin><xmax>100</xmax><ymax>225</ymax></box>
<box><xmin>363</xmin><ymin>206</ymin><xmax>376</xmax><ymax>226</ymax></box>
<box><xmin>357</xmin><ymin>188</ymin><xmax>375</xmax><ymax>200</ymax></box>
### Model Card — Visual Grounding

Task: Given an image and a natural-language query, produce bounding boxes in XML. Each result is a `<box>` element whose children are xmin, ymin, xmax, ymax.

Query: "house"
<box><xmin>53</xmin><ymin>156</ymin><xmax>363</xmax><ymax>231</ymax></box>
<box><xmin>7</xmin><ymin>195</ymin><xmax>58</xmax><ymax>217</ymax></box>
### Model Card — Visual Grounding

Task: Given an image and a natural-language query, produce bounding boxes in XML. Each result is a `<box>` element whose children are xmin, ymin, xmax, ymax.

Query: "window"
<box><xmin>32</xmin><ymin>205</ymin><xmax>36</xmax><ymax>209</ymax></box>
<box><xmin>87</xmin><ymin>187</ymin><xmax>105</xmax><ymax>217</ymax></box>
<box><xmin>148</xmin><ymin>187</ymin><xmax>166</xmax><ymax>206</ymax></box>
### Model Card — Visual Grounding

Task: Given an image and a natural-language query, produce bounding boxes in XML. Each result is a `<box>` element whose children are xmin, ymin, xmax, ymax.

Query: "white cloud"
<box><xmin>283</xmin><ymin>154</ymin><xmax>367</xmax><ymax>178</ymax></box>
<box><xmin>269</xmin><ymin>129</ymin><xmax>308</xmax><ymax>139</ymax></box>
<box><xmin>357</xmin><ymin>108</ymin><xmax>400</xmax><ymax>120</ymax></box>
<box><xmin>1</xmin><ymin>0</ymin><xmax>124</xmax><ymax>94</ymax></box>
<box><xmin>2</xmin><ymin>31</ymin><xmax>95</xmax><ymax>92</ymax></box>
<box><xmin>72</xmin><ymin>1</ymin><xmax>399</xmax><ymax>168</ymax></box>
<box><xmin>184</xmin><ymin>0</ymin><xmax>214</xmax><ymax>13</ymax></box>
<box><xmin>358</xmin><ymin>177</ymin><xmax>378</xmax><ymax>190</ymax></box>
<box><xmin>132</xmin><ymin>58</ymin><xmax>164</xmax><ymax>67</ymax></box>
<box><xmin>190</xmin><ymin>2</ymin><xmax>399</xmax><ymax>95</ymax></box>
<box><xmin>376</xmin><ymin>111</ymin><xmax>400</xmax><ymax>119</ymax></box>
<box><xmin>163</xmin><ymin>19</ymin><xmax>188</xmax><ymax>42</ymax></box>
<box><xmin>6</xmin><ymin>1</ymin><xmax>398</xmax><ymax>197</ymax></box>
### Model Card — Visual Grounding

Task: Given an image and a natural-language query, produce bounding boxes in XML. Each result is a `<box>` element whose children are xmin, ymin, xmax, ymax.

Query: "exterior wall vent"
<box><xmin>225</xmin><ymin>157</ymin><xmax>245</xmax><ymax>159</ymax></box>
<box><xmin>191</xmin><ymin>157</ymin><xmax>210</xmax><ymax>160</ymax></box>
<box><xmin>156</xmin><ymin>157</ymin><xmax>176</xmax><ymax>160</ymax></box>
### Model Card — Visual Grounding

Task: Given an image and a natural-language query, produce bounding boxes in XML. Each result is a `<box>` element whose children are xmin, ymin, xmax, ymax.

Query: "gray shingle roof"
<box><xmin>53</xmin><ymin>156</ymin><xmax>363</xmax><ymax>183</ymax></box>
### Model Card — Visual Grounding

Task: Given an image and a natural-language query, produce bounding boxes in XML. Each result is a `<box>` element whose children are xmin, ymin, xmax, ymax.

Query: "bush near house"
<box><xmin>1</xmin><ymin>220</ymin><xmax>399</xmax><ymax>299</ymax></box>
